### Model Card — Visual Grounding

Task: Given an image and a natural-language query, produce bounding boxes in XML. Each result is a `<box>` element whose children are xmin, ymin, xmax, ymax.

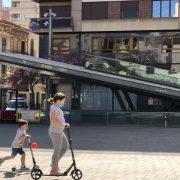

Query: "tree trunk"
<box><xmin>30</xmin><ymin>84</ymin><xmax>35</xmax><ymax>109</ymax></box>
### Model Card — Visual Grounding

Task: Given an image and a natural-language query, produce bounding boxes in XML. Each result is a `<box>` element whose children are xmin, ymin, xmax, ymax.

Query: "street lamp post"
<box><xmin>43</xmin><ymin>9</ymin><xmax>56</xmax><ymax>111</ymax></box>
<box><xmin>44</xmin><ymin>8</ymin><xmax>56</xmax><ymax>60</ymax></box>
<box><xmin>48</xmin><ymin>8</ymin><xmax>52</xmax><ymax>60</ymax></box>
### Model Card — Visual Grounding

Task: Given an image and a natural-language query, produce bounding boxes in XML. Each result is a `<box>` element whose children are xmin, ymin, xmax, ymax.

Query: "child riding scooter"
<box><xmin>0</xmin><ymin>119</ymin><xmax>30</xmax><ymax>171</ymax></box>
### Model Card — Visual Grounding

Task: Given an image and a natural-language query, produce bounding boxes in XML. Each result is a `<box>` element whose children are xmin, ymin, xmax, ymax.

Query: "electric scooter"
<box><xmin>29</xmin><ymin>127</ymin><xmax>83</xmax><ymax>180</ymax></box>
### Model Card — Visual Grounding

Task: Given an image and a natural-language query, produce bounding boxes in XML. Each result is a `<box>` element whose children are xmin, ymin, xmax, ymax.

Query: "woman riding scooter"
<box><xmin>48</xmin><ymin>92</ymin><xmax>70</xmax><ymax>175</ymax></box>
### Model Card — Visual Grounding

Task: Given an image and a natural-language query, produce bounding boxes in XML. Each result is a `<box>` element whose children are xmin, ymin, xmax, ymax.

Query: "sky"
<box><xmin>3</xmin><ymin>0</ymin><xmax>11</xmax><ymax>7</ymax></box>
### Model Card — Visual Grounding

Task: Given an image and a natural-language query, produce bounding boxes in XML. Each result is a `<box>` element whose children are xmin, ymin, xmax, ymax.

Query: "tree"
<box><xmin>123</xmin><ymin>50</ymin><xmax>166</xmax><ymax>68</ymax></box>
<box><xmin>51</xmin><ymin>50</ymin><xmax>86</xmax><ymax>67</ymax></box>
<box><xmin>7</xmin><ymin>69</ymin><xmax>43</xmax><ymax>109</ymax></box>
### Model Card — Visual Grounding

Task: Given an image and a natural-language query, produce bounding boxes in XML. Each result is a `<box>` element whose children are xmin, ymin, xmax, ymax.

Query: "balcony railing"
<box><xmin>4</xmin><ymin>50</ymin><xmax>36</xmax><ymax>57</ymax></box>
<box><xmin>29</xmin><ymin>17</ymin><xmax>73</xmax><ymax>30</ymax></box>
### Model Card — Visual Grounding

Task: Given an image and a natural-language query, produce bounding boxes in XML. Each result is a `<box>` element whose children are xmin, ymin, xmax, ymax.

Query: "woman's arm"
<box><xmin>50</xmin><ymin>111</ymin><xmax>65</xmax><ymax>128</ymax></box>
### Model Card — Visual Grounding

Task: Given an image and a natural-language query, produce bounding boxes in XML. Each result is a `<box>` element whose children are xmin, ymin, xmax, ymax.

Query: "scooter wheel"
<box><xmin>31</xmin><ymin>168</ymin><xmax>43</xmax><ymax>180</ymax></box>
<box><xmin>71</xmin><ymin>169</ymin><xmax>83</xmax><ymax>180</ymax></box>
<box><xmin>12</xmin><ymin>167</ymin><xmax>16</xmax><ymax>172</ymax></box>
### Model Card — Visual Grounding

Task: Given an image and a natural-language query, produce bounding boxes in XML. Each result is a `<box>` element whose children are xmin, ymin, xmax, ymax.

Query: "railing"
<box><xmin>29</xmin><ymin>17</ymin><xmax>73</xmax><ymax>29</ymax></box>
<box><xmin>4</xmin><ymin>50</ymin><xmax>36</xmax><ymax>57</ymax></box>
<box><xmin>105</xmin><ymin>111</ymin><xmax>180</xmax><ymax>127</ymax></box>
<box><xmin>85</xmin><ymin>54</ymin><xmax>180</xmax><ymax>88</ymax></box>
<box><xmin>5</xmin><ymin>49</ymin><xmax>180</xmax><ymax>89</ymax></box>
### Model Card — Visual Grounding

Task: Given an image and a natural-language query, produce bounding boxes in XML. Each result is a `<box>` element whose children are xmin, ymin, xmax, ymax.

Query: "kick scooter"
<box><xmin>30</xmin><ymin>127</ymin><xmax>83</xmax><ymax>180</ymax></box>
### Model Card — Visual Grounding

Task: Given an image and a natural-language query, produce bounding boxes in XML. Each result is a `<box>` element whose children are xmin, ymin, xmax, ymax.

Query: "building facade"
<box><xmin>0</xmin><ymin>19</ymin><xmax>29</xmax><ymax>81</ymax></box>
<box><xmin>0</xmin><ymin>20</ymin><xmax>44</xmax><ymax>109</ymax></box>
<box><xmin>10</xmin><ymin>0</ymin><xmax>39</xmax><ymax>28</ymax></box>
<box><xmin>31</xmin><ymin>0</ymin><xmax>180</xmax><ymax>112</ymax></box>
<box><xmin>10</xmin><ymin>0</ymin><xmax>40</xmax><ymax>58</ymax></box>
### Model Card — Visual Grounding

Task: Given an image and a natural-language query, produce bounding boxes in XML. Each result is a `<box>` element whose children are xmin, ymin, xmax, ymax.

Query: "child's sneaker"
<box><xmin>20</xmin><ymin>165</ymin><xmax>29</xmax><ymax>171</ymax></box>
<box><xmin>0</xmin><ymin>158</ymin><xmax>4</xmax><ymax>166</ymax></box>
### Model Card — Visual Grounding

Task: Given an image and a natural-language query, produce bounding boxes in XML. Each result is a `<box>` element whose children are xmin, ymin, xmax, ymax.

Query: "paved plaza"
<box><xmin>0</xmin><ymin>124</ymin><xmax>180</xmax><ymax>180</ymax></box>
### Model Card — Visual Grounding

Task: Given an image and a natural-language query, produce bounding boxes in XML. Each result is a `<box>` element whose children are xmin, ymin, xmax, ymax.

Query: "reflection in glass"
<box><xmin>171</xmin><ymin>0</ymin><xmax>179</xmax><ymax>17</ymax></box>
<box><xmin>162</xmin><ymin>1</ymin><xmax>170</xmax><ymax>17</ymax></box>
<box><xmin>153</xmin><ymin>1</ymin><xmax>160</xmax><ymax>18</ymax></box>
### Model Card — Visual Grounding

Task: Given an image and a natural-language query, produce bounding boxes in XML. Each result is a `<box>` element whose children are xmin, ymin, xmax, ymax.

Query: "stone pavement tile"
<box><xmin>1</xmin><ymin>125</ymin><xmax>180</xmax><ymax>180</ymax></box>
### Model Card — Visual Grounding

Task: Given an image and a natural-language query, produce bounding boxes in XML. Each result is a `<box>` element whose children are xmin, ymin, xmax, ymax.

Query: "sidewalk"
<box><xmin>0</xmin><ymin>124</ymin><xmax>180</xmax><ymax>180</ymax></box>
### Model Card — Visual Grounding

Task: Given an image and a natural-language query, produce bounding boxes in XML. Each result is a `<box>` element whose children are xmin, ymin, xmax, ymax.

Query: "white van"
<box><xmin>6</xmin><ymin>98</ymin><xmax>29</xmax><ymax>111</ymax></box>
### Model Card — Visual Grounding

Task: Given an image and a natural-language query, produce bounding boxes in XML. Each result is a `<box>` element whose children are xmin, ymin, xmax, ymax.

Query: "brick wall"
<box><xmin>108</xmin><ymin>2</ymin><xmax>121</xmax><ymax>19</ymax></box>
<box><xmin>139</xmin><ymin>0</ymin><xmax>152</xmax><ymax>18</ymax></box>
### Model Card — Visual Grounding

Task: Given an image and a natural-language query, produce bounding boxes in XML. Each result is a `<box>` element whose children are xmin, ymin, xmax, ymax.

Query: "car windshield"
<box><xmin>8</xmin><ymin>101</ymin><xmax>28</xmax><ymax>109</ymax></box>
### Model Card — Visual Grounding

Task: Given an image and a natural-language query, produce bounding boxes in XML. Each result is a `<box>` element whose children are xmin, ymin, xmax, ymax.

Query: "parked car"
<box><xmin>6</xmin><ymin>98</ymin><xmax>29</xmax><ymax>111</ymax></box>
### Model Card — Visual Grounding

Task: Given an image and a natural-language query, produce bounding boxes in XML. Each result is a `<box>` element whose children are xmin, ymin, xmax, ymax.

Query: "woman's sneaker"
<box><xmin>20</xmin><ymin>165</ymin><xmax>29</xmax><ymax>171</ymax></box>
<box><xmin>0</xmin><ymin>159</ymin><xmax>4</xmax><ymax>166</ymax></box>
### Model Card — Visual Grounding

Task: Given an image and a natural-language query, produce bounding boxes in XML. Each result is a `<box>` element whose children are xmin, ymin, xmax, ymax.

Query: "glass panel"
<box><xmin>81</xmin><ymin>88</ymin><xmax>112</xmax><ymax>110</ymax></box>
<box><xmin>173</xmin><ymin>36</ymin><xmax>180</xmax><ymax>52</ymax></box>
<box><xmin>52</xmin><ymin>39</ymin><xmax>70</xmax><ymax>53</ymax></box>
<box><xmin>122</xmin><ymin>11</ymin><xmax>139</xmax><ymax>18</ymax></box>
<box><xmin>85</xmin><ymin>54</ymin><xmax>180</xmax><ymax>88</ymax></box>
<box><xmin>153</xmin><ymin>1</ymin><xmax>161</xmax><ymax>18</ymax></box>
<box><xmin>92</xmin><ymin>38</ymin><xmax>99</xmax><ymax>52</ymax></box>
<box><xmin>162</xmin><ymin>37</ymin><xmax>173</xmax><ymax>52</ymax></box>
<box><xmin>116</xmin><ymin>38</ymin><xmax>122</xmax><ymax>51</ymax></box>
<box><xmin>162</xmin><ymin>0</ymin><xmax>170</xmax><ymax>17</ymax></box>
<box><xmin>91</xmin><ymin>2</ymin><xmax>108</xmax><ymax>20</ymax></box>
<box><xmin>81</xmin><ymin>84</ymin><xmax>94</xmax><ymax>91</ymax></box>
<box><xmin>81</xmin><ymin>91</ymin><xmax>94</xmax><ymax>109</ymax></box>
<box><xmin>108</xmin><ymin>38</ymin><xmax>115</xmax><ymax>50</ymax></box>
<box><xmin>171</xmin><ymin>0</ymin><xmax>179</xmax><ymax>17</ymax></box>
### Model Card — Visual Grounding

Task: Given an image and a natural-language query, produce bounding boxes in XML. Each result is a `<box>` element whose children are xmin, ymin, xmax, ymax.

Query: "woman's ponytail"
<box><xmin>47</xmin><ymin>92</ymin><xmax>66</xmax><ymax>104</ymax></box>
<box><xmin>47</xmin><ymin>97</ymin><xmax>54</xmax><ymax>104</ymax></box>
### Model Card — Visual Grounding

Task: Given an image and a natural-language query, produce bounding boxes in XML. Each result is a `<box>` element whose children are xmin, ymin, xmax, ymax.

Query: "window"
<box><xmin>1</xmin><ymin>65</ymin><xmax>6</xmax><ymax>75</ymax></box>
<box><xmin>2</xmin><ymin>38</ymin><xmax>7</xmax><ymax>52</ymax></box>
<box><xmin>11</xmin><ymin>14</ymin><xmax>20</xmax><ymax>19</ymax></box>
<box><xmin>152</xmin><ymin>0</ymin><xmax>179</xmax><ymax>18</ymax></box>
<box><xmin>162</xmin><ymin>1</ymin><xmax>170</xmax><ymax>17</ymax></box>
<box><xmin>162</xmin><ymin>36</ymin><xmax>180</xmax><ymax>52</ymax></box>
<box><xmin>52</xmin><ymin>38</ymin><xmax>70</xmax><ymax>54</ymax></box>
<box><xmin>121</xmin><ymin>1</ymin><xmax>139</xmax><ymax>19</ymax></box>
<box><xmin>171</xmin><ymin>0</ymin><xmax>179</xmax><ymax>17</ymax></box>
<box><xmin>148</xmin><ymin>97</ymin><xmax>162</xmax><ymax>106</ymax></box>
<box><xmin>12</xmin><ymin>2</ymin><xmax>20</xmax><ymax>7</ymax></box>
<box><xmin>92</xmin><ymin>37</ymin><xmax>139</xmax><ymax>54</ymax></box>
<box><xmin>82</xmin><ymin>2</ymin><xmax>108</xmax><ymax>20</ymax></box>
<box><xmin>101</xmin><ymin>38</ymin><xmax>115</xmax><ymax>53</ymax></box>
<box><xmin>40</xmin><ymin>6</ymin><xmax>71</xmax><ymax>18</ymax></box>
<box><xmin>30</xmin><ymin>39</ymin><xmax>34</xmax><ymax>56</ymax></box>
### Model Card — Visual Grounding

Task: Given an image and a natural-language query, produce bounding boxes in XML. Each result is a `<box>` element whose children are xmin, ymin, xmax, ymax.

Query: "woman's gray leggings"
<box><xmin>49</xmin><ymin>131</ymin><xmax>70</xmax><ymax>167</ymax></box>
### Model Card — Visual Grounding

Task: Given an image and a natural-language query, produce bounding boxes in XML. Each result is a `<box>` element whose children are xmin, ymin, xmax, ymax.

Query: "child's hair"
<box><xmin>18</xmin><ymin>119</ymin><xmax>28</xmax><ymax>127</ymax></box>
<box><xmin>48</xmin><ymin>92</ymin><xmax>66</xmax><ymax>104</ymax></box>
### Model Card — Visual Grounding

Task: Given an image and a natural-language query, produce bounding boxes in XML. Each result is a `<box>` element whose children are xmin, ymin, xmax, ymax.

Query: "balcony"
<box><xmin>82</xmin><ymin>18</ymin><xmax>180</xmax><ymax>32</ymax></box>
<box><xmin>33</xmin><ymin>0</ymin><xmax>71</xmax><ymax>2</ymax></box>
<box><xmin>29</xmin><ymin>17</ymin><xmax>73</xmax><ymax>33</ymax></box>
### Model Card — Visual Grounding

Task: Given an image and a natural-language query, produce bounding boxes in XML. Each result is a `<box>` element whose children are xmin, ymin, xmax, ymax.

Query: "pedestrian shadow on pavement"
<box><xmin>0</xmin><ymin>171</ymin><xmax>29</xmax><ymax>178</ymax></box>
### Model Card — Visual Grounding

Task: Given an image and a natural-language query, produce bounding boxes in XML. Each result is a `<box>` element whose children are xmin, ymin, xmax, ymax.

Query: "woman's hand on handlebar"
<box><xmin>64</xmin><ymin>123</ymin><xmax>70</xmax><ymax>128</ymax></box>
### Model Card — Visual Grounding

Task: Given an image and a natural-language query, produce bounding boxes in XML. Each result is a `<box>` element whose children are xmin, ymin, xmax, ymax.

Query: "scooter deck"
<box><xmin>12</xmin><ymin>167</ymin><xmax>31</xmax><ymax>173</ymax></box>
<box><xmin>12</xmin><ymin>169</ymin><xmax>31</xmax><ymax>173</ymax></box>
<box><xmin>43</xmin><ymin>173</ymin><xmax>66</xmax><ymax>177</ymax></box>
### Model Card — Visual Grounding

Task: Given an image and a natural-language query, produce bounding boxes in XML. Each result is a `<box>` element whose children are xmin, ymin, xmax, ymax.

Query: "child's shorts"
<box><xmin>11</xmin><ymin>148</ymin><xmax>25</xmax><ymax>156</ymax></box>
